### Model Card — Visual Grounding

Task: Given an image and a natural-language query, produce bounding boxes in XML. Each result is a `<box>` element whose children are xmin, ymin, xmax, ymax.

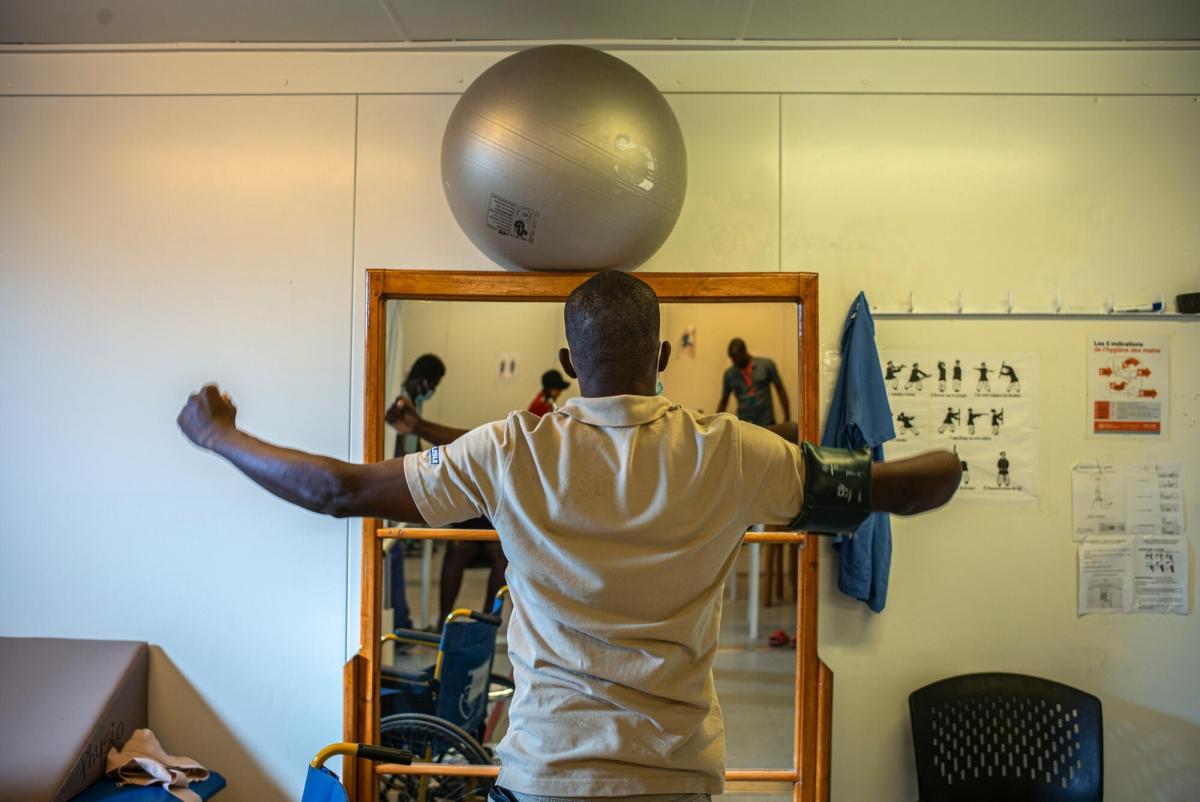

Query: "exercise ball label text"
<box><xmin>487</xmin><ymin>193</ymin><xmax>540</xmax><ymax>243</ymax></box>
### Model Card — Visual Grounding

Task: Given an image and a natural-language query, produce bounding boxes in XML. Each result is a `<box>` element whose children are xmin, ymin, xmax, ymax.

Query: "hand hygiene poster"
<box><xmin>1087</xmin><ymin>334</ymin><xmax>1169</xmax><ymax>436</ymax></box>
<box><xmin>880</xmin><ymin>352</ymin><xmax>1039</xmax><ymax>504</ymax></box>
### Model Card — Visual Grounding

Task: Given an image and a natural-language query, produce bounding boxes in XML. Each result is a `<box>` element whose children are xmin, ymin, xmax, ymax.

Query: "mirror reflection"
<box><xmin>384</xmin><ymin>300</ymin><xmax>798</xmax><ymax>428</ymax></box>
<box><xmin>381</xmin><ymin>299</ymin><xmax>800</xmax><ymax>773</ymax></box>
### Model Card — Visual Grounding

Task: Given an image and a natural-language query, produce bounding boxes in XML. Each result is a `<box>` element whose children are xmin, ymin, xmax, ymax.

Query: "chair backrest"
<box><xmin>909</xmin><ymin>673</ymin><xmax>1103</xmax><ymax>802</ymax></box>
<box><xmin>433</xmin><ymin>614</ymin><xmax>501</xmax><ymax>734</ymax></box>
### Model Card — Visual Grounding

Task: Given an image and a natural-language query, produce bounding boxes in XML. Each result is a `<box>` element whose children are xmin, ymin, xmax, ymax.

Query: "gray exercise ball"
<box><xmin>441</xmin><ymin>45</ymin><xmax>687</xmax><ymax>272</ymax></box>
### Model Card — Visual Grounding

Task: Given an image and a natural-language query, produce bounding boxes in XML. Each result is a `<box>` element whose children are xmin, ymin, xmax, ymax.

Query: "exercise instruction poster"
<box><xmin>880</xmin><ymin>351</ymin><xmax>1038</xmax><ymax>505</ymax></box>
<box><xmin>1087</xmin><ymin>334</ymin><xmax>1169</xmax><ymax>436</ymax></box>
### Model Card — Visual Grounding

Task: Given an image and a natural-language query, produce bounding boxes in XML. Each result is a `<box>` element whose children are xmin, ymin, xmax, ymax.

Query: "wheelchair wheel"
<box><xmin>379</xmin><ymin>712</ymin><xmax>493</xmax><ymax>802</ymax></box>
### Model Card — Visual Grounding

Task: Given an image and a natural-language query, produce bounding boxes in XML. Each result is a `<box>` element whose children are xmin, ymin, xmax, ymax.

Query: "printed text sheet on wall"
<box><xmin>1078</xmin><ymin>536</ymin><xmax>1187</xmax><ymax>615</ymax></box>
<box><xmin>1073</xmin><ymin>461</ymin><xmax>1187</xmax><ymax>615</ymax></box>
<box><xmin>1071</xmin><ymin>461</ymin><xmax>1183</xmax><ymax>539</ymax></box>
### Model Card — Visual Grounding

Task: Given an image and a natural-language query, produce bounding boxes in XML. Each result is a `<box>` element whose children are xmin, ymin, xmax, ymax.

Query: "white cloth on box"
<box><xmin>106</xmin><ymin>728</ymin><xmax>208</xmax><ymax>802</ymax></box>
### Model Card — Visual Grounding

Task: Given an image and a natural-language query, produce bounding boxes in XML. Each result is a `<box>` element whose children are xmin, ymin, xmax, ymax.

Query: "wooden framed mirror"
<box><xmin>347</xmin><ymin>270</ymin><xmax>831</xmax><ymax>802</ymax></box>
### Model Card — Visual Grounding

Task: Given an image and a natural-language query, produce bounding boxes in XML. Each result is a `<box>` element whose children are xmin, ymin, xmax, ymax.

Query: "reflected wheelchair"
<box><xmin>378</xmin><ymin>588</ymin><xmax>514</xmax><ymax>802</ymax></box>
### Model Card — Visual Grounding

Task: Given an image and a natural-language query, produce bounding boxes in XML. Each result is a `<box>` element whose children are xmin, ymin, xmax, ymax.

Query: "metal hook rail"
<box><xmin>870</xmin><ymin>290</ymin><xmax>1198</xmax><ymax>320</ymax></box>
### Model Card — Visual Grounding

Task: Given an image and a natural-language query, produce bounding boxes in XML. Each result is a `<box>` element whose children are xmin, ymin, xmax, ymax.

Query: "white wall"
<box><xmin>0</xmin><ymin>95</ymin><xmax>357</xmax><ymax>799</ymax></box>
<box><xmin>2</xmin><ymin>44</ymin><xmax>1198</xmax><ymax>801</ymax></box>
<box><xmin>789</xmin><ymin>92</ymin><xmax>1200</xmax><ymax>802</ymax></box>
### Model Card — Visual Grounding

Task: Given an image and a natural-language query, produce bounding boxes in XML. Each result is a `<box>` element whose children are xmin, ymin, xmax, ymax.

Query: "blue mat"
<box><xmin>70</xmin><ymin>772</ymin><xmax>226</xmax><ymax>801</ymax></box>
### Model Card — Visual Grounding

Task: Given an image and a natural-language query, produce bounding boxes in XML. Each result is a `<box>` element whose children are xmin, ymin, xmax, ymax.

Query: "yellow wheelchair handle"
<box><xmin>381</xmin><ymin>630</ymin><xmax>440</xmax><ymax>647</ymax></box>
<box><xmin>357</xmin><ymin>744</ymin><xmax>413</xmax><ymax>765</ymax></box>
<box><xmin>310</xmin><ymin>742</ymin><xmax>413</xmax><ymax>769</ymax></box>
<box><xmin>443</xmin><ymin>608</ymin><xmax>502</xmax><ymax>627</ymax></box>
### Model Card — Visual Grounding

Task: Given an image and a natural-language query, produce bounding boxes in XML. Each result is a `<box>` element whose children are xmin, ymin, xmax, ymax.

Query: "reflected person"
<box><xmin>384</xmin><ymin>353</ymin><xmax>444</xmax><ymax>632</ymax></box>
<box><xmin>717</xmin><ymin>338</ymin><xmax>790</xmax><ymax>427</ymax></box>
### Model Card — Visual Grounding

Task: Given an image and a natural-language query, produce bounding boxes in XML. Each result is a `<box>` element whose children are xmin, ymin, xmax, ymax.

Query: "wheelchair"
<box><xmin>377</xmin><ymin>588</ymin><xmax>514</xmax><ymax>802</ymax></box>
<box><xmin>304</xmin><ymin>743</ymin><xmax>412</xmax><ymax>802</ymax></box>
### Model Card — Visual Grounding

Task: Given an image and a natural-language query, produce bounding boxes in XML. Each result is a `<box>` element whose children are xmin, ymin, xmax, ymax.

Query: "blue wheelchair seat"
<box><xmin>69</xmin><ymin>771</ymin><xmax>225</xmax><ymax>801</ymax></box>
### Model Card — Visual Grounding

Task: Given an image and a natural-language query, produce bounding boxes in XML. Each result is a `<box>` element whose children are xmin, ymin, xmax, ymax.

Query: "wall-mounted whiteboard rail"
<box><xmin>871</xmin><ymin>291</ymin><xmax>1200</xmax><ymax>320</ymax></box>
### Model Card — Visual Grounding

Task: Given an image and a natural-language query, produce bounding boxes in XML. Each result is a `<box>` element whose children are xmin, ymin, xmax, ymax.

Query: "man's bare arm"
<box><xmin>871</xmin><ymin>450</ymin><xmax>961</xmax><ymax>515</ymax></box>
<box><xmin>179</xmin><ymin>385</ymin><xmax>425</xmax><ymax>522</ymax></box>
<box><xmin>772</xmin><ymin>378</ymin><xmax>792</xmax><ymax>423</ymax></box>
<box><xmin>716</xmin><ymin>389</ymin><xmax>731</xmax><ymax>414</ymax></box>
<box><xmin>412</xmin><ymin>418</ymin><xmax>468</xmax><ymax>446</ymax></box>
<box><xmin>387</xmin><ymin>397</ymin><xmax>468</xmax><ymax>446</ymax></box>
<box><xmin>767</xmin><ymin>421</ymin><xmax>799</xmax><ymax>442</ymax></box>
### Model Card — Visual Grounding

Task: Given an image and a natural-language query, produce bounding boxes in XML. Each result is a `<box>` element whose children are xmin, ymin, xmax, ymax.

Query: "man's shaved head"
<box><xmin>564</xmin><ymin>270</ymin><xmax>661</xmax><ymax>383</ymax></box>
<box><xmin>727</xmin><ymin>338</ymin><xmax>750</xmax><ymax>368</ymax></box>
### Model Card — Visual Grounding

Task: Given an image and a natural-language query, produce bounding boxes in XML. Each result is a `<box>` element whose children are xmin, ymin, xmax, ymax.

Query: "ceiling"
<box><xmin>2</xmin><ymin>0</ymin><xmax>1199</xmax><ymax>46</ymax></box>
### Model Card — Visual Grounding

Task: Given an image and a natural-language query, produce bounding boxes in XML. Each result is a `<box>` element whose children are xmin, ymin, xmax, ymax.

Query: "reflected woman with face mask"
<box><xmin>385</xmin><ymin>353</ymin><xmax>507</xmax><ymax>632</ymax></box>
<box><xmin>388</xmin><ymin>353</ymin><xmax>446</xmax><ymax>459</ymax></box>
<box><xmin>384</xmin><ymin>353</ymin><xmax>446</xmax><ymax>633</ymax></box>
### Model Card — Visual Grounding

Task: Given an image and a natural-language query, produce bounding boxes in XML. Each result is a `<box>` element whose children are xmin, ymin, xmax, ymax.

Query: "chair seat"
<box><xmin>381</xmin><ymin>665</ymin><xmax>437</xmax><ymax>718</ymax></box>
<box><xmin>381</xmin><ymin>664</ymin><xmax>434</xmax><ymax>684</ymax></box>
<box><xmin>69</xmin><ymin>771</ymin><xmax>226</xmax><ymax>801</ymax></box>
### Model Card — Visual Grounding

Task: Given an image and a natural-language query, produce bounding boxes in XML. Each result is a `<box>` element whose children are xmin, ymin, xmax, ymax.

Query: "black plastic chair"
<box><xmin>909</xmin><ymin>673</ymin><xmax>1103</xmax><ymax>802</ymax></box>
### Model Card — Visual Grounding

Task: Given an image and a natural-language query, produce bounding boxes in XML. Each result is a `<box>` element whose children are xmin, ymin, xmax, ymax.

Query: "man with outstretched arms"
<box><xmin>178</xmin><ymin>270</ymin><xmax>960</xmax><ymax>801</ymax></box>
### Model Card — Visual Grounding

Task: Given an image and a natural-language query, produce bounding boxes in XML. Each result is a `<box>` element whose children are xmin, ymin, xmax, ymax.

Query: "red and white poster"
<box><xmin>1087</xmin><ymin>334</ymin><xmax>1169</xmax><ymax>437</ymax></box>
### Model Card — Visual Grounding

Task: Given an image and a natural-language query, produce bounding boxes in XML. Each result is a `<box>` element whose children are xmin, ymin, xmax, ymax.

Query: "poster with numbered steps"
<box><xmin>880</xmin><ymin>351</ymin><xmax>1039</xmax><ymax>505</ymax></box>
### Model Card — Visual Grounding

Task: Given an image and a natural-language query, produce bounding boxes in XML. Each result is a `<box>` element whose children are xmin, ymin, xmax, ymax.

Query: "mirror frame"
<box><xmin>348</xmin><ymin>269</ymin><xmax>831</xmax><ymax>802</ymax></box>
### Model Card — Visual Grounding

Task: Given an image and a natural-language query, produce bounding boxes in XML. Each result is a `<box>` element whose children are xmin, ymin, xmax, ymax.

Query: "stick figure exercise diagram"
<box><xmin>975</xmin><ymin>361</ymin><xmax>992</xmax><ymax>393</ymax></box>
<box><xmin>955</xmin><ymin>446</ymin><xmax>969</xmax><ymax>485</ymax></box>
<box><xmin>1143</xmin><ymin>548</ymin><xmax>1176</xmax><ymax>574</ymax></box>
<box><xmin>996</xmin><ymin>451</ymin><xmax>1011</xmax><ymax>487</ymax></box>
<box><xmin>880</xmin><ymin>351</ymin><xmax>1038</xmax><ymax>504</ymax></box>
<box><xmin>1087</xmin><ymin>578</ymin><xmax>1124</xmax><ymax>609</ymax></box>
<box><xmin>906</xmin><ymin>362</ymin><xmax>931</xmax><ymax>391</ymax></box>
<box><xmin>1091</xmin><ymin>470</ymin><xmax>1111</xmax><ymax>510</ymax></box>
<box><xmin>999</xmin><ymin>362</ymin><xmax>1021</xmax><ymax>393</ymax></box>
<box><xmin>896</xmin><ymin>411</ymin><xmax>919</xmax><ymax>437</ymax></box>
<box><xmin>1097</xmin><ymin>356</ymin><xmax>1157</xmax><ymax>398</ymax></box>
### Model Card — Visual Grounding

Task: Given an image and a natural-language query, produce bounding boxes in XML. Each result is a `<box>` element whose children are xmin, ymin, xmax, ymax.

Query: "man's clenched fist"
<box><xmin>178</xmin><ymin>384</ymin><xmax>237</xmax><ymax>450</ymax></box>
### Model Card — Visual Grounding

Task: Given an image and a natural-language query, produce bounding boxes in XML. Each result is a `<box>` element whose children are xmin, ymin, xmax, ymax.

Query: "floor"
<box><xmin>386</xmin><ymin>547</ymin><xmax>799</xmax><ymax>800</ymax></box>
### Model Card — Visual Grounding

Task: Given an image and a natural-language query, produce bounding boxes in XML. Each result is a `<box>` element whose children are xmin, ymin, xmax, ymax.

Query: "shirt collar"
<box><xmin>557</xmin><ymin>394</ymin><xmax>677</xmax><ymax>427</ymax></box>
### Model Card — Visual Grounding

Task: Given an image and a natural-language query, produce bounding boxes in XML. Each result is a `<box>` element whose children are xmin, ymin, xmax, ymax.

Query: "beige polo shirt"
<box><xmin>403</xmin><ymin>394</ymin><xmax>805</xmax><ymax>796</ymax></box>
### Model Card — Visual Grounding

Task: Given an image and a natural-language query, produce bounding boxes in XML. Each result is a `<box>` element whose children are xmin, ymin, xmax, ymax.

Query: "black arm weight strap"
<box><xmin>788</xmin><ymin>442</ymin><xmax>874</xmax><ymax>536</ymax></box>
